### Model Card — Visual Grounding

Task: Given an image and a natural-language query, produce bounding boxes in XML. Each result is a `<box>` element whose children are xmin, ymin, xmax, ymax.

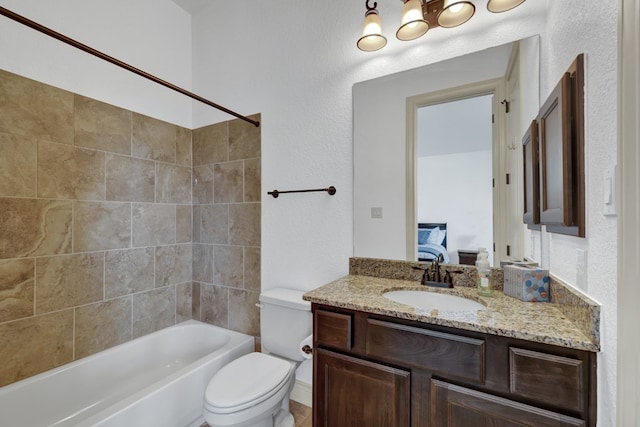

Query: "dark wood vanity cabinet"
<box><xmin>312</xmin><ymin>304</ymin><xmax>597</xmax><ymax>427</ymax></box>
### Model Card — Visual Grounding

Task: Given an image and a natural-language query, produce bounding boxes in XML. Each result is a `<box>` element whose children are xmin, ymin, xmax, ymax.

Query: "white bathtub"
<box><xmin>0</xmin><ymin>320</ymin><xmax>254</xmax><ymax>427</ymax></box>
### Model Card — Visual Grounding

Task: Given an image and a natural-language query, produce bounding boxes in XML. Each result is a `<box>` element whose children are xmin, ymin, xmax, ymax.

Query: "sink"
<box><xmin>383</xmin><ymin>290</ymin><xmax>485</xmax><ymax>311</ymax></box>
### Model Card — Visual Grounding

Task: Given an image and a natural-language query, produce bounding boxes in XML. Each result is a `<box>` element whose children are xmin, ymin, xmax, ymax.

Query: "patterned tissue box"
<box><xmin>503</xmin><ymin>265</ymin><xmax>550</xmax><ymax>302</ymax></box>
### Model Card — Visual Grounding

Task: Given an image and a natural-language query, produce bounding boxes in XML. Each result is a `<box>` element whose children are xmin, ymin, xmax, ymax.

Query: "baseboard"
<box><xmin>290</xmin><ymin>378</ymin><xmax>312</xmax><ymax>407</ymax></box>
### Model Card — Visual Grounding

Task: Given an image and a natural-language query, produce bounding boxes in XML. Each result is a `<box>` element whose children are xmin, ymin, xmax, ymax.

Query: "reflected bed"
<box><xmin>417</xmin><ymin>222</ymin><xmax>449</xmax><ymax>263</ymax></box>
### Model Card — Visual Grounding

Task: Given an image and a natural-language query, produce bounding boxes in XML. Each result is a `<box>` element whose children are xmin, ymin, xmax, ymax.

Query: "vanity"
<box><xmin>304</xmin><ymin>258</ymin><xmax>600</xmax><ymax>427</ymax></box>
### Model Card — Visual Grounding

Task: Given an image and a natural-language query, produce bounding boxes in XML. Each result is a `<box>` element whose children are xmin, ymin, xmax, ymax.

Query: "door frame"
<box><xmin>405</xmin><ymin>78</ymin><xmax>507</xmax><ymax>262</ymax></box>
<box><xmin>617</xmin><ymin>0</ymin><xmax>640</xmax><ymax>423</ymax></box>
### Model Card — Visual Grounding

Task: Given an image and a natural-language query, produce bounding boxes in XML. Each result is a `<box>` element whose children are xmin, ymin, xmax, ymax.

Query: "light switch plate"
<box><xmin>603</xmin><ymin>166</ymin><xmax>616</xmax><ymax>216</ymax></box>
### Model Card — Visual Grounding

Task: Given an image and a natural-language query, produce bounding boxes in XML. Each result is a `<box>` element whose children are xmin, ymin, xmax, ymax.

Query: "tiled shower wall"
<box><xmin>0</xmin><ymin>69</ymin><xmax>261</xmax><ymax>387</ymax></box>
<box><xmin>191</xmin><ymin>115</ymin><xmax>262</xmax><ymax>336</ymax></box>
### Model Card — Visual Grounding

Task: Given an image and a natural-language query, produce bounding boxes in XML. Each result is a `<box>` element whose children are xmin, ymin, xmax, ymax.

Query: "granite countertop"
<box><xmin>303</xmin><ymin>274</ymin><xmax>600</xmax><ymax>352</ymax></box>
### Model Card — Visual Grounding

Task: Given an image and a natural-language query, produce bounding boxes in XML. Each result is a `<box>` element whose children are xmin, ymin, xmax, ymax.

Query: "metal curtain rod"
<box><xmin>268</xmin><ymin>186</ymin><xmax>337</xmax><ymax>198</ymax></box>
<box><xmin>0</xmin><ymin>6</ymin><xmax>260</xmax><ymax>127</ymax></box>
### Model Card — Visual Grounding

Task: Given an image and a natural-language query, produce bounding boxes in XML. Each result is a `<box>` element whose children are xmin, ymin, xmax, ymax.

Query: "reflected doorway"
<box><xmin>417</xmin><ymin>95</ymin><xmax>494</xmax><ymax>265</ymax></box>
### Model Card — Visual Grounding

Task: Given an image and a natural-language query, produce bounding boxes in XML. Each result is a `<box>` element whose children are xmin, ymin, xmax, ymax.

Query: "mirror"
<box><xmin>353</xmin><ymin>36</ymin><xmax>540</xmax><ymax>265</ymax></box>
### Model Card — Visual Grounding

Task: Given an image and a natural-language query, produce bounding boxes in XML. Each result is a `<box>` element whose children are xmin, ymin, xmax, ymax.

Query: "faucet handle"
<box><xmin>412</xmin><ymin>265</ymin><xmax>431</xmax><ymax>284</ymax></box>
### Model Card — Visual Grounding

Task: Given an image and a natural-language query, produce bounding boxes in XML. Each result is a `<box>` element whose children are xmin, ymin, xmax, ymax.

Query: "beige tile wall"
<box><xmin>0</xmin><ymin>70</ymin><xmax>263</xmax><ymax>388</ymax></box>
<box><xmin>192</xmin><ymin>115</ymin><xmax>262</xmax><ymax>337</ymax></box>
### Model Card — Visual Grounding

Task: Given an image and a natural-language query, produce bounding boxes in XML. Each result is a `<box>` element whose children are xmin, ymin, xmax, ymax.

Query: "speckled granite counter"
<box><xmin>303</xmin><ymin>273</ymin><xmax>600</xmax><ymax>352</ymax></box>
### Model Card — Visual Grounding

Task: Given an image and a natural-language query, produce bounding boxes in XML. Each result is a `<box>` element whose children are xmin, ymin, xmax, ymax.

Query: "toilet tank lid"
<box><xmin>260</xmin><ymin>288</ymin><xmax>311</xmax><ymax>311</ymax></box>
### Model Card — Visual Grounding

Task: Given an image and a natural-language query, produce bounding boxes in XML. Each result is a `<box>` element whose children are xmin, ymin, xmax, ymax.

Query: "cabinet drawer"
<box><xmin>366</xmin><ymin>319</ymin><xmax>485</xmax><ymax>383</ymax></box>
<box><xmin>509</xmin><ymin>347</ymin><xmax>584</xmax><ymax>412</ymax></box>
<box><xmin>315</xmin><ymin>309</ymin><xmax>353</xmax><ymax>351</ymax></box>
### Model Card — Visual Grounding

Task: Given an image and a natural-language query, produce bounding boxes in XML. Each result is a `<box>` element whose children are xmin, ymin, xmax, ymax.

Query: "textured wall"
<box><xmin>0</xmin><ymin>69</ymin><xmax>193</xmax><ymax>387</ymax></box>
<box><xmin>190</xmin><ymin>1</ymin><xmax>546</xmax><ymax>293</ymax></box>
<box><xmin>541</xmin><ymin>2</ymin><xmax>619</xmax><ymax>425</ymax></box>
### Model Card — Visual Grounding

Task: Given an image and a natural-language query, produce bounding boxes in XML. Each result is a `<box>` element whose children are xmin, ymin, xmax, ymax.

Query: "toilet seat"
<box><xmin>205</xmin><ymin>352</ymin><xmax>293</xmax><ymax>414</ymax></box>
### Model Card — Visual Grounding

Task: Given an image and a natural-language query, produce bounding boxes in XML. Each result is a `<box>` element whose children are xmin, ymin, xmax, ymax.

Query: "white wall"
<box><xmin>0</xmin><ymin>0</ymin><xmax>193</xmax><ymax>127</ymax></box>
<box><xmin>189</xmin><ymin>1</ymin><xmax>546</xmax><ymax>291</ymax></box>
<box><xmin>535</xmin><ymin>1</ymin><xmax>619</xmax><ymax>425</ymax></box>
<box><xmin>417</xmin><ymin>151</ymin><xmax>493</xmax><ymax>264</ymax></box>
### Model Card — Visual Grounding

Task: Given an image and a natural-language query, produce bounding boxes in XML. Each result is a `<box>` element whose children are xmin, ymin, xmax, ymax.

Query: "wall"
<box><xmin>188</xmin><ymin>0</ymin><xmax>617</xmax><ymax>422</ymax></box>
<box><xmin>0</xmin><ymin>69</ymin><xmax>193</xmax><ymax>387</ymax></box>
<box><xmin>532</xmin><ymin>1</ymin><xmax>619</xmax><ymax>425</ymax></box>
<box><xmin>0</xmin><ymin>0</ymin><xmax>193</xmax><ymax>127</ymax></box>
<box><xmin>417</xmin><ymin>151</ymin><xmax>493</xmax><ymax>264</ymax></box>
<box><xmin>191</xmin><ymin>115</ymin><xmax>262</xmax><ymax>336</ymax></box>
<box><xmin>188</xmin><ymin>2</ymin><xmax>543</xmax><ymax>291</ymax></box>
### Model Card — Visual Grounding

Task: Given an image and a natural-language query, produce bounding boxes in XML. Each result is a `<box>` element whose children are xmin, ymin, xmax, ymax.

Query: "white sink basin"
<box><xmin>383</xmin><ymin>290</ymin><xmax>485</xmax><ymax>311</ymax></box>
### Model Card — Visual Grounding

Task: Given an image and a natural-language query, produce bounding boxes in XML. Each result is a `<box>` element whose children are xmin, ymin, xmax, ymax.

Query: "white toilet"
<box><xmin>203</xmin><ymin>288</ymin><xmax>312</xmax><ymax>427</ymax></box>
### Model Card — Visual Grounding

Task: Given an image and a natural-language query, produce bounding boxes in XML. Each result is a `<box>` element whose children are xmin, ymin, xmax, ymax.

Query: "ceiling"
<box><xmin>172</xmin><ymin>0</ymin><xmax>213</xmax><ymax>14</ymax></box>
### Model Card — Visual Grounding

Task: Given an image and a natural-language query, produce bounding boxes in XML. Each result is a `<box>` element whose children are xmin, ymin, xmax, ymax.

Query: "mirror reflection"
<box><xmin>416</xmin><ymin>95</ymin><xmax>494</xmax><ymax>264</ymax></box>
<box><xmin>353</xmin><ymin>36</ymin><xmax>540</xmax><ymax>266</ymax></box>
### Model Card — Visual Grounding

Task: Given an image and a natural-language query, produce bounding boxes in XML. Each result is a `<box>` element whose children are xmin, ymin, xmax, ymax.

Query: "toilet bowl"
<box><xmin>203</xmin><ymin>288</ymin><xmax>311</xmax><ymax>427</ymax></box>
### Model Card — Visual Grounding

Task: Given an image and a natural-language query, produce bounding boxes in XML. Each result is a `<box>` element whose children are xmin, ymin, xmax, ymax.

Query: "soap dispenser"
<box><xmin>476</xmin><ymin>248</ymin><xmax>493</xmax><ymax>297</ymax></box>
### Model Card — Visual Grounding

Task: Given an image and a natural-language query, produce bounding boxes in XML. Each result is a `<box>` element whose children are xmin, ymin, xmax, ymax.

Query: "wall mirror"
<box><xmin>353</xmin><ymin>36</ymin><xmax>540</xmax><ymax>266</ymax></box>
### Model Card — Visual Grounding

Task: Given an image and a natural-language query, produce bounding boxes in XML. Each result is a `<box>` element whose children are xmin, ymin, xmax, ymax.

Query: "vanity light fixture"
<box><xmin>357</xmin><ymin>1</ymin><xmax>388</xmax><ymax>52</ymax></box>
<box><xmin>438</xmin><ymin>0</ymin><xmax>475</xmax><ymax>28</ymax></box>
<box><xmin>396</xmin><ymin>0</ymin><xmax>429</xmax><ymax>41</ymax></box>
<box><xmin>358</xmin><ymin>0</ymin><xmax>526</xmax><ymax>51</ymax></box>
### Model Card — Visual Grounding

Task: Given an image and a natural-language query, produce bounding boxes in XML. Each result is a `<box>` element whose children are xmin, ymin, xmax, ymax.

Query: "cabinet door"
<box><xmin>315</xmin><ymin>348</ymin><xmax>410</xmax><ymax>427</ymax></box>
<box><xmin>522</xmin><ymin>119</ymin><xmax>540</xmax><ymax>229</ymax></box>
<box><xmin>430</xmin><ymin>379</ymin><xmax>585</xmax><ymax>427</ymax></box>
<box><xmin>538</xmin><ymin>72</ymin><xmax>573</xmax><ymax>228</ymax></box>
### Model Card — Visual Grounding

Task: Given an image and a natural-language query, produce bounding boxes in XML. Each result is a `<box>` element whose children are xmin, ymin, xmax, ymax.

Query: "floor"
<box><xmin>290</xmin><ymin>400</ymin><xmax>313</xmax><ymax>427</ymax></box>
<box><xmin>199</xmin><ymin>400</ymin><xmax>312</xmax><ymax>427</ymax></box>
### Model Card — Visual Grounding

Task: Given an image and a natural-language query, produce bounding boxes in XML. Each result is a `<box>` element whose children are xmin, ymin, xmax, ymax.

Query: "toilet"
<box><xmin>203</xmin><ymin>288</ymin><xmax>312</xmax><ymax>427</ymax></box>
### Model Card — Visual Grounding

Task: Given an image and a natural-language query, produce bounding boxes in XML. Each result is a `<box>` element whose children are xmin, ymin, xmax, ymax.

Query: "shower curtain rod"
<box><xmin>0</xmin><ymin>6</ymin><xmax>260</xmax><ymax>127</ymax></box>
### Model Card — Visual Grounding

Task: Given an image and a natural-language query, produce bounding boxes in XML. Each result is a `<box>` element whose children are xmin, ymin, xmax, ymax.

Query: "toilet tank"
<box><xmin>259</xmin><ymin>288</ymin><xmax>312</xmax><ymax>361</ymax></box>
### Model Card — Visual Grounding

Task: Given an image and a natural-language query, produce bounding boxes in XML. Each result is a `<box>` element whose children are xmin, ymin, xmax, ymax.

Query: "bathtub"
<box><xmin>0</xmin><ymin>320</ymin><xmax>254</xmax><ymax>427</ymax></box>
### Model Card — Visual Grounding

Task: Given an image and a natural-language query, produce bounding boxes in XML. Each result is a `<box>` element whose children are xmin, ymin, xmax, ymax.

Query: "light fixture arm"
<box><xmin>365</xmin><ymin>0</ymin><xmax>379</xmax><ymax>13</ymax></box>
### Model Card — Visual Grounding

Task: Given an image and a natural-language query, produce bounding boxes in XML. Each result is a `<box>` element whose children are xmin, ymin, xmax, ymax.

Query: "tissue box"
<box><xmin>503</xmin><ymin>265</ymin><xmax>550</xmax><ymax>302</ymax></box>
<box><xmin>499</xmin><ymin>259</ymin><xmax>540</xmax><ymax>268</ymax></box>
